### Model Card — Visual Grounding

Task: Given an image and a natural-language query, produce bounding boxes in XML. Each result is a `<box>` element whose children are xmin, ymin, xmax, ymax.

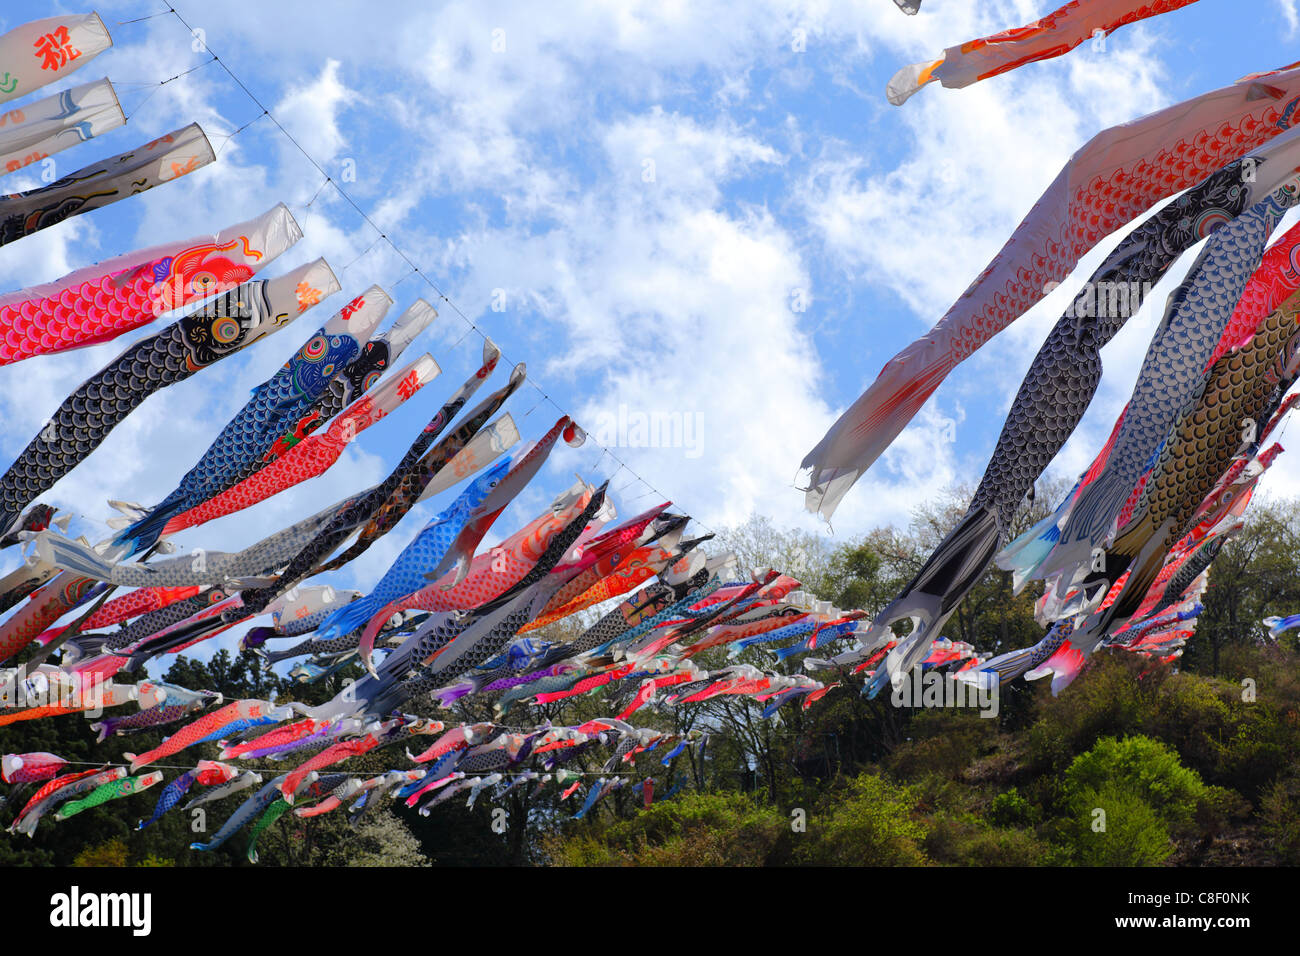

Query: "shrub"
<box><xmin>987</xmin><ymin>787</ymin><xmax>1038</xmax><ymax>827</ymax></box>
<box><xmin>923</xmin><ymin>811</ymin><xmax>1048</xmax><ymax>866</ymax></box>
<box><xmin>794</xmin><ymin>773</ymin><xmax>929</xmax><ymax>866</ymax></box>
<box><xmin>545</xmin><ymin>792</ymin><xmax>791</xmax><ymax>867</ymax></box>
<box><xmin>1062</xmin><ymin>735</ymin><xmax>1206</xmax><ymax>830</ymax></box>
<box><xmin>1058</xmin><ymin>785</ymin><xmax>1174</xmax><ymax>866</ymax></box>
<box><xmin>1259</xmin><ymin>772</ymin><xmax>1300</xmax><ymax>864</ymax></box>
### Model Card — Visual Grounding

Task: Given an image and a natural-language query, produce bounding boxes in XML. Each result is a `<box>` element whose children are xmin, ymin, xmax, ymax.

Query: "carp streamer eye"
<box><xmin>211</xmin><ymin>316</ymin><xmax>241</xmax><ymax>344</ymax></box>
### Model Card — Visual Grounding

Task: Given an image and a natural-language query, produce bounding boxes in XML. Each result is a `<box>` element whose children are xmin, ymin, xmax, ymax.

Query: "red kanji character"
<box><xmin>340</xmin><ymin>295</ymin><xmax>366</xmax><ymax>322</ymax></box>
<box><xmin>34</xmin><ymin>26</ymin><xmax>80</xmax><ymax>72</ymax></box>
<box><xmin>396</xmin><ymin>370</ymin><xmax>421</xmax><ymax>401</ymax></box>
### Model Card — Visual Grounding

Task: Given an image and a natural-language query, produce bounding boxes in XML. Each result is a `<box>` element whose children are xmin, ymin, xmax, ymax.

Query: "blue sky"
<box><xmin>3</xmin><ymin>0</ymin><xmax>1300</xmax><ymax>663</ymax></box>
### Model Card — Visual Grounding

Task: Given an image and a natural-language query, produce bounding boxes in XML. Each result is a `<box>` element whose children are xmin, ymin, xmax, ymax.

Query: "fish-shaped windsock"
<box><xmin>54</xmin><ymin>772</ymin><xmax>162</xmax><ymax>822</ymax></box>
<box><xmin>245</xmin><ymin>797</ymin><xmax>291</xmax><ymax>864</ymax></box>
<box><xmin>887</xmin><ymin>0</ymin><xmax>1199</xmax><ymax>106</ymax></box>
<box><xmin>159</xmin><ymin>302</ymin><xmax>439</xmax><ymax>535</ymax></box>
<box><xmin>518</xmin><ymin>512</ymin><xmax>683</xmax><ymax>633</ymax></box>
<box><xmin>0</xmin><ymin>572</ymin><xmax>100</xmax><ymax>664</ymax></box>
<box><xmin>355</xmin><ymin>481</ymin><xmax>592</xmax><ymax>656</ymax></box>
<box><xmin>367</xmin><ymin>484</ymin><xmax>610</xmax><ymax>714</ymax></box>
<box><xmin>1</xmin><ymin>751</ymin><xmax>67</xmax><ymax>783</ymax></box>
<box><xmin>0</xmin><ymin>556</ymin><xmax>58</xmax><ymax>612</ymax></box>
<box><xmin>1204</xmin><ymin>220</ymin><xmax>1300</xmax><ymax>372</ymax></box>
<box><xmin>859</xmin><ymin>152</ymin><xmax>1300</xmax><ymax>695</ymax></box>
<box><xmin>294</xmin><ymin>777</ymin><xmax>364</xmax><ymax>818</ymax></box>
<box><xmin>0</xmin><ymin>202</ymin><xmax>299</xmax><ymax>365</ymax></box>
<box><xmin>203</xmin><ymin>342</ymin><xmax>511</xmax><ymax>626</ymax></box>
<box><xmin>421</xmin><ymin>416</ymin><xmax>586</xmax><ymax>589</ymax></box>
<box><xmin>35</xmin><ymin>497</ymin><xmax>347</xmax><ymax>590</ymax></box>
<box><xmin>573</xmin><ymin>779</ymin><xmax>607</xmax><ymax>819</ymax></box>
<box><xmin>0</xmin><ymin>258</ymin><xmax>336</xmax><ymax>539</ymax></box>
<box><xmin>1068</xmin><ymin>282</ymin><xmax>1300</xmax><ymax>645</ymax></box>
<box><xmin>0</xmin><ymin>14</ymin><xmax>112</xmax><ymax>105</ymax></box>
<box><xmin>238</xmin><ymin>298</ymin><xmax>436</xmax><ymax>478</ymax></box>
<box><xmin>89</xmin><ymin>683</ymin><xmax>220</xmax><ymax>742</ymax></box>
<box><xmin>0</xmin><ymin>679</ymin><xmax>142</xmax><ymax>728</ymax></box>
<box><xmin>310</xmin><ymin>358</ymin><xmax>529</xmax><ymax>576</ymax></box>
<box><xmin>800</xmin><ymin>62</ymin><xmax>1300</xmax><ymax>521</ymax></box>
<box><xmin>223</xmin><ymin>719</ymin><xmax>354</xmax><ymax>761</ymax></box>
<box><xmin>10</xmin><ymin>766</ymin><xmax>123</xmax><ymax>836</ymax></box>
<box><xmin>124</xmin><ymin>699</ymin><xmax>285</xmax><ymax>771</ymax></box>
<box><xmin>0</xmin><ymin>123</ymin><xmax>213</xmax><ymax>249</ymax></box>
<box><xmin>112</xmin><ymin>281</ymin><xmax>380</xmax><ymax>552</ymax></box>
<box><xmin>182</xmin><ymin>769</ymin><xmax>262</xmax><ymax>811</ymax></box>
<box><xmin>304</xmin><ymin>487</ymin><xmax>605</xmax><ymax>722</ymax></box>
<box><xmin>1043</xmin><ymin>172</ymin><xmax>1300</xmax><ymax>595</ymax></box>
<box><xmin>317</xmin><ymin>455</ymin><xmax>514</xmax><ymax>667</ymax></box>
<box><xmin>417</xmin><ymin>776</ymin><xmax>475</xmax><ymax>816</ymax></box>
<box><xmin>138</xmin><ymin>764</ymin><xmax>236</xmax><ymax>830</ymax></box>
<box><xmin>58</xmin><ymin>587</ymin><xmax>230</xmax><ymax>665</ymax></box>
<box><xmin>32</xmin><ymin>585</ymin><xmax>201</xmax><ymax>657</ymax></box>
<box><xmin>190</xmin><ymin>774</ymin><xmax>287</xmax><ymax>853</ymax></box>
<box><xmin>0</xmin><ymin>77</ymin><xmax>124</xmax><ymax>177</ymax></box>
<box><xmin>416</xmin><ymin>414</ymin><xmax>519</xmax><ymax>504</ymax></box>
<box><xmin>1264</xmin><ymin>614</ymin><xmax>1300</xmax><ymax>637</ymax></box>
<box><xmin>158</xmin><ymin>353</ymin><xmax>441</xmax><ymax>532</ymax></box>
<box><xmin>219</xmin><ymin>716</ymin><xmax>334</xmax><ymax>759</ymax></box>
<box><xmin>277</xmin><ymin>719</ymin><xmax>401</xmax><ymax>802</ymax></box>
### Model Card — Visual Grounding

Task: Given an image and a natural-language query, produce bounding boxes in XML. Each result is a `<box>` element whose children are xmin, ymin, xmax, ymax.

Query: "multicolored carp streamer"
<box><xmin>888</xmin><ymin>1</ymin><xmax>1200</xmax><ymax>105</ymax></box>
<box><xmin>158</xmin><ymin>301</ymin><xmax>439</xmax><ymax>534</ymax></box>
<box><xmin>111</xmin><ymin>283</ymin><xmax>387</xmax><ymax>552</ymax></box>
<box><xmin>0</xmin><ymin>13</ymin><xmax>112</xmax><ymax>106</ymax></box>
<box><xmin>0</xmin><ymin>77</ymin><xmax>124</xmax><ymax>176</ymax></box>
<box><xmin>0</xmin><ymin>123</ymin><xmax>214</xmax><ymax>249</ymax></box>
<box><xmin>159</xmin><ymin>353</ymin><xmax>441</xmax><ymax>532</ymax></box>
<box><xmin>0</xmin><ymin>201</ymin><xmax>301</xmax><ymax>365</ymax></box>
<box><xmin>801</xmin><ymin>62</ymin><xmax>1300</xmax><ymax>520</ymax></box>
<box><xmin>53</xmin><ymin>772</ymin><xmax>162</xmax><ymax>822</ymax></box>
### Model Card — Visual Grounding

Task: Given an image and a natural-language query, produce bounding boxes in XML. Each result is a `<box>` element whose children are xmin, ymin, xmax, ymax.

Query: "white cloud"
<box><xmin>1278</xmin><ymin>0</ymin><xmax>1300</xmax><ymax>36</ymax></box>
<box><xmin>274</xmin><ymin>58</ymin><xmax>359</xmax><ymax>164</ymax></box>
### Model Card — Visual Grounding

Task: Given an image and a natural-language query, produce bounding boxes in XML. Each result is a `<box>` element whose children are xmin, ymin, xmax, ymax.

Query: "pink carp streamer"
<box><xmin>802</xmin><ymin>62</ymin><xmax>1300</xmax><ymax>520</ymax></box>
<box><xmin>0</xmin><ymin>203</ymin><xmax>301</xmax><ymax>365</ymax></box>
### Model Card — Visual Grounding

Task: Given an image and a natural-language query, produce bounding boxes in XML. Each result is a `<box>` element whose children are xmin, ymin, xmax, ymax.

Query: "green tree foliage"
<box><xmin>793</xmin><ymin>773</ymin><xmax>929</xmax><ymax>865</ymax></box>
<box><xmin>545</xmin><ymin>792</ymin><xmax>792</xmax><ymax>866</ymax></box>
